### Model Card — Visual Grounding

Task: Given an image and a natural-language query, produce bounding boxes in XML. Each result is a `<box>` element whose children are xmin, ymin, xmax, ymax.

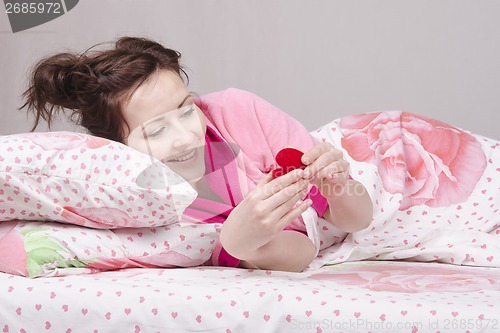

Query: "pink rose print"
<box><xmin>85</xmin><ymin>258</ymin><xmax>159</xmax><ymax>271</ymax></box>
<box><xmin>61</xmin><ymin>206</ymin><xmax>140</xmax><ymax>229</ymax></box>
<box><xmin>309</xmin><ymin>264</ymin><xmax>500</xmax><ymax>293</ymax></box>
<box><xmin>29</xmin><ymin>132</ymin><xmax>109</xmax><ymax>150</ymax></box>
<box><xmin>340</xmin><ymin>112</ymin><xmax>487</xmax><ymax>209</ymax></box>
<box><xmin>0</xmin><ymin>222</ymin><xmax>28</xmax><ymax>276</ymax></box>
<box><xmin>85</xmin><ymin>252</ymin><xmax>206</xmax><ymax>271</ymax></box>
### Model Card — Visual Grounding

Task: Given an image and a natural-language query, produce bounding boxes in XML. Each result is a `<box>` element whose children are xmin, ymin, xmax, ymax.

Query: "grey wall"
<box><xmin>1</xmin><ymin>0</ymin><xmax>499</xmax><ymax>139</ymax></box>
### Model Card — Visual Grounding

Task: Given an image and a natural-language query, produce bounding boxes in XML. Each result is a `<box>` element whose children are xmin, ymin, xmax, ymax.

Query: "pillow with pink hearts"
<box><xmin>0</xmin><ymin>132</ymin><xmax>197</xmax><ymax>229</ymax></box>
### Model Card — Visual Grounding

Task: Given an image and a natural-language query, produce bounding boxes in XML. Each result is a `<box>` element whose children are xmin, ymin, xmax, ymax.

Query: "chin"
<box><xmin>176</xmin><ymin>166</ymin><xmax>206</xmax><ymax>185</ymax></box>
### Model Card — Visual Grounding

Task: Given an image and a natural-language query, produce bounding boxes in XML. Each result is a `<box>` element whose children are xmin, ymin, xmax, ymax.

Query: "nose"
<box><xmin>170</xmin><ymin>122</ymin><xmax>194</xmax><ymax>150</ymax></box>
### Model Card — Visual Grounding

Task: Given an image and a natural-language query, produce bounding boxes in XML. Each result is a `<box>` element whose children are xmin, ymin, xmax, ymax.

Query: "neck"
<box><xmin>191</xmin><ymin>177</ymin><xmax>224</xmax><ymax>203</ymax></box>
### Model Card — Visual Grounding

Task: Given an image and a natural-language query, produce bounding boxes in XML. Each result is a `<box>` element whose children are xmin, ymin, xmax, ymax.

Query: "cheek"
<box><xmin>147</xmin><ymin>141</ymin><xmax>173</xmax><ymax>161</ymax></box>
<box><xmin>126</xmin><ymin>137</ymin><xmax>171</xmax><ymax>161</ymax></box>
<box><xmin>193</xmin><ymin>110</ymin><xmax>207</xmax><ymax>139</ymax></box>
<box><xmin>124</xmin><ymin>138</ymin><xmax>149</xmax><ymax>156</ymax></box>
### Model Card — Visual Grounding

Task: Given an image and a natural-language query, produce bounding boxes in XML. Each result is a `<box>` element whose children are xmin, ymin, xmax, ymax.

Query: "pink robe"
<box><xmin>184</xmin><ymin>89</ymin><xmax>335</xmax><ymax>267</ymax></box>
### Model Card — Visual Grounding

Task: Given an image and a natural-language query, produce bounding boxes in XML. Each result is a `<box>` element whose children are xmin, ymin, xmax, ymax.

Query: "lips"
<box><xmin>167</xmin><ymin>149</ymin><xmax>196</xmax><ymax>163</ymax></box>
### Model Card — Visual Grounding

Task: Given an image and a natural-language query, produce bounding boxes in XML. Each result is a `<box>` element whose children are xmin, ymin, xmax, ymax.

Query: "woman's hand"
<box><xmin>301</xmin><ymin>142</ymin><xmax>350</xmax><ymax>198</ymax></box>
<box><xmin>219</xmin><ymin>169</ymin><xmax>312</xmax><ymax>261</ymax></box>
<box><xmin>302</xmin><ymin>142</ymin><xmax>373</xmax><ymax>232</ymax></box>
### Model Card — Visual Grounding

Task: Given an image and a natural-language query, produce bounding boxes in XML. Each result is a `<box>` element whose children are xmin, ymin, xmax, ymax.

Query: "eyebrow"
<box><xmin>177</xmin><ymin>94</ymin><xmax>192</xmax><ymax>109</ymax></box>
<box><xmin>142</xmin><ymin>94</ymin><xmax>192</xmax><ymax>130</ymax></box>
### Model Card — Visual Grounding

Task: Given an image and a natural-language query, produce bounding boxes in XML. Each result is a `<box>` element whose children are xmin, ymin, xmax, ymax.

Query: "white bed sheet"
<box><xmin>1</xmin><ymin>260</ymin><xmax>499</xmax><ymax>333</ymax></box>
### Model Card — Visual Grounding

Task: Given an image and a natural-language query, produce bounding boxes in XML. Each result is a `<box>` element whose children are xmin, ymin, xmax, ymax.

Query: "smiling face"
<box><xmin>122</xmin><ymin>70</ymin><xmax>207</xmax><ymax>184</ymax></box>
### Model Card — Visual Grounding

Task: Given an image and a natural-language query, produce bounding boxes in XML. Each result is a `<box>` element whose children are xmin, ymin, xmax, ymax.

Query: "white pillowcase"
<box><xmin>0</xmin><ymin>132</ymin><xmax>197</xmax><ymax>229</ymax></box>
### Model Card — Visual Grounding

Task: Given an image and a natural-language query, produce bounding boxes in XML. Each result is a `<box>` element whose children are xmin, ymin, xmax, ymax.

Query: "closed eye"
<box><xmin>181</xmin><ymin>107</ymin><xmax>195</xmax><ymax>118</ymax></box>
<box><xmin>148</xmin><ymin>126</ymin><xmax>166</xmax><ymax>138</ymax></box>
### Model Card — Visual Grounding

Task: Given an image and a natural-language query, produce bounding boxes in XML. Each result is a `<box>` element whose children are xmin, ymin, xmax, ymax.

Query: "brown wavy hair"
<box><xmin>20</xmin><ymin>36</ymin><xmax>188</xmax><ymax>142</ymax></box>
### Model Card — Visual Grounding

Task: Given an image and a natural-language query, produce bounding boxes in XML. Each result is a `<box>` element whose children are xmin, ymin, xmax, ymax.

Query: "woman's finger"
<box><xmin>301</xmin><ymin>143</ymin><xmax>331</xmax><ymax>166</ymax></box>
<box><xmin>303</xmin><ymin>149</ymin><xmax>342</xmax><ymax>180</ymax></box>
<box><xmin>275</xmin><ymin>184</ymin><xmax>310</xmax><ymax>217</ymax></box>
<box><xmin>256</xmin><ymin>169</ymin><xmax>275</xmax><ymax>186</ymax></box>
<box><xmin>261</xmin><ymin>168</ymin><xmax>306</xmax><ymax>199</ymax></box>
<box><xmin>266</xmin><ymin>177</ymin><xmax>309</xmax><ymax>211</ymax></box>
<box><xmin>275</xmin><ymin>198</ymin><xmax>313</xmax><ymax>231</ymax></box>
<box><xmin>314</xmin><ymin>159</ymin><xmax>350</xmax><ymax>182</ymax></box>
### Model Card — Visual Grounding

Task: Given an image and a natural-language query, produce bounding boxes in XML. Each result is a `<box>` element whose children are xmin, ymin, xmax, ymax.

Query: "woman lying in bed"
<box><xmin>20</xmin><ymin>36</ymin><xmax>372</xmax><ymax>272</ymax></box>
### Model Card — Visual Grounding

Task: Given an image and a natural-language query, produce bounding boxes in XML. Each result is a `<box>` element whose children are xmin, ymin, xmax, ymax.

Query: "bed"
<box><xmin>1</xmin><ymin>111</ymin><xmax>499</xmax><ymax>332</ymax></box>
<box><xmin>1</xmin><ymin>260</ymin><xmax>500</xmax><ymax>333</ymax></box>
